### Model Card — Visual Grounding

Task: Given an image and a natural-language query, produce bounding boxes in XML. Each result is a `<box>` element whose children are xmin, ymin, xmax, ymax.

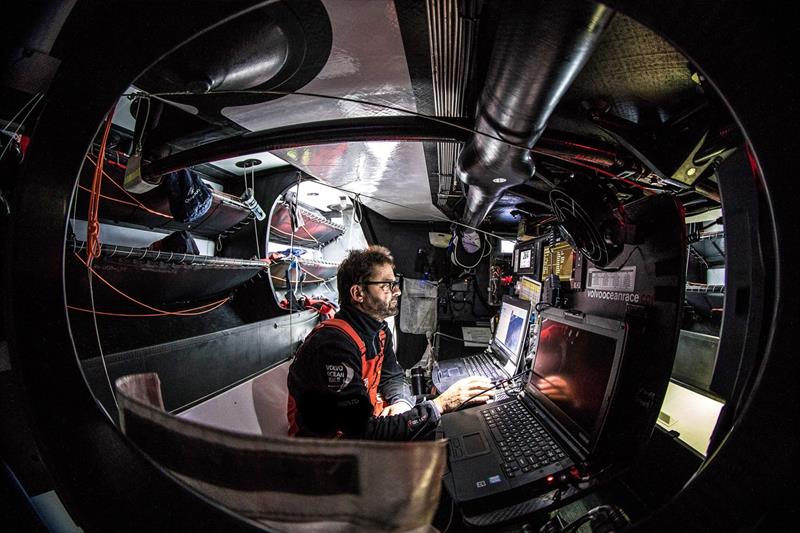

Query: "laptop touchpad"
<box><xmin>462</xmin><ymin>432</ymin><xmax>487</xmax><ymax>455</ymax></box>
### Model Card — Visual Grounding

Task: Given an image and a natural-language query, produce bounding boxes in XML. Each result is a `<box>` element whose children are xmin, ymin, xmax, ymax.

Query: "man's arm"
<box><xmin>288</xmin><ymin>329</ymin><xmax>437</xmax><ymax>440</ymax></box>
<box><xmin>377</xmin><ymin>328</ymin><xmax>414</xmax><ymax>410</ymax></box>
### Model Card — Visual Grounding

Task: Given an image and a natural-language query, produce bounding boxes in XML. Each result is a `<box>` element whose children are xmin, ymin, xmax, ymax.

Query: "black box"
<box><xmin>513</xmin><ymin>238</ymin><xmax>545</xmax><ymax>279</ymax></box>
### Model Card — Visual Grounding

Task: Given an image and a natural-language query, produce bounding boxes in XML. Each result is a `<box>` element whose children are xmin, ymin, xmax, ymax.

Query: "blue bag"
<box><xmin>162</xmin><ymin>168</ymin><xmax>213</xmax><ymax>223</ymax></box>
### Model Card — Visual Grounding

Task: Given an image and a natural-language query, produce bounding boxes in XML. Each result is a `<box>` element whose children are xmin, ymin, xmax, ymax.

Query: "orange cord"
<box><xmin>84</xmin><ymin>154</ymin><xmax>172</xmax><ymax>218</ymax></box>
<box><xmin>77</xmin><ymin>184</ymin><xmax>173</xmax><ymax>217</ymax></box>
<box><xmin>270</xmin><ymin>224</ymin><xmax>320</xmax><ymax>243</ymax></box>
<box><xmin>86</xmin><ymin>104</ymin><xmax>116</xmax><ymax>264</ymax></box>
<box><xmin>77</xmin><ymin>106</ymin><xmax>230</xmax><ymax>322</ymax></box>
<box><xmin>67</xmin><ymin>297</ymin><xmax>230</xmax><ymax>317</ymax></box>
<box><xmin>73</xmin><ymin>252</ymin><xmax>232</xmax><ymax>316</ymax></box>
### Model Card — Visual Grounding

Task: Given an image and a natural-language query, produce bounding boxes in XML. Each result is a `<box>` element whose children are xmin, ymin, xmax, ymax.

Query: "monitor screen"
<box><xmin>500</xmin><ymin>240</ymin><xmax>515</xmax><ymax>254</ymax></box>
<box><xmin>528</xmin><ymin>311</ymin><xmax>625</xmax><ymax>450</ymax></box>
<box><xmin>493</xmin><ymin>296</ymin><xmax>531</xmax><ymax>373</ymax></box>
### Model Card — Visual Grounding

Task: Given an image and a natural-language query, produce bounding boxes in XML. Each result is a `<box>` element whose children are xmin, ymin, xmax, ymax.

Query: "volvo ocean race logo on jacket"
<box><xmin>326</xmin><ymin>363</ymin><xmax>354</xmax><ymax>392</ymax></box>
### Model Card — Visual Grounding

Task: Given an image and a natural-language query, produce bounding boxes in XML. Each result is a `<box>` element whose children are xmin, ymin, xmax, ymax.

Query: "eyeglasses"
<box><xmin>362</xmin><ymin>279</ymin><xmax>401</xmax><ymax>292</ymax></box>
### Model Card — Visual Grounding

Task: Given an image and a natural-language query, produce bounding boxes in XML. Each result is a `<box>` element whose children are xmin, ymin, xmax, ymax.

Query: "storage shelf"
<box><xmin>268</xmin><ymin>202</ymin><xmax>345</xmax><ymax>247</ymax></box>
<box><xmin>78</xmin><ymin>152</ymin><xmax>253</xmax><ymax>238</ymax></box>
<box><xmin>67</xmin><ymin>240</ymin><xmax>268</xmax><ymax>309</ymax></box>
<box><xmin>269</xmin><ymin>257</ymin><xmax>339</xmax><ymax>289</ymax></box>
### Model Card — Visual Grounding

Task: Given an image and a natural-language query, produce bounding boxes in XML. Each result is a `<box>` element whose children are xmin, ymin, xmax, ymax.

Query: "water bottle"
<box><xmin>240</xmin><ymin>187</ymin><xmax>266</xmax><ymax>220</ymax></box>
<box><xmin>411</xmin><ymin>367</ymin><xmax>426</xmax><ymax>396</ymax></box>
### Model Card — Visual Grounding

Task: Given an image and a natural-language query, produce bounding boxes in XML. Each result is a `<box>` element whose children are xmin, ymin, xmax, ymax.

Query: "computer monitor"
<box><xmin>527</xmin><ymin>308</ymin><xmax>627</xmax><ymax>454</ymax></box>
<box><xmin>492</xmin><ymin>295</ymin><xmax>532</xmax><ymax>375</ymax></box>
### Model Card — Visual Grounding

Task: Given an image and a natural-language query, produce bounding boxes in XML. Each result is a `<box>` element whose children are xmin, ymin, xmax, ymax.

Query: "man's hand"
<box><xmin>433</xmin><ymin>376</ymin><xmax>495</xmax><ymax>414</ymax></box>
<box><xmin>378</xmin><ymin>401</ymin><xmax>413</xmax><ymax>417</ymax></box>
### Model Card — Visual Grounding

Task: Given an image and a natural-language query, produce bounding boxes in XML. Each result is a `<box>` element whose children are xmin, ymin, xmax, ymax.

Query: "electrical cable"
<box><xmin>555</xmin><ymin>504</ymin><xmax>631</xmax><ymax>533</ymax></box>
<box><xmin>441</xmin><ymin>496</ymin><xmax>455</xmax><ymax>533</ymax></box>
<box><xmin>450</xmin><ymin>231</ymin><xmax>493</xmax><ymax>269</ymax></box>
<box><xmin>590</xmin><ymin>245</ymin><xmax>643</xmax><ymax>273</ymax></box>
<box><xmin>452</xmin><ymin>369</ymin><xmax>528</xmax><ymax>412</ymax></box>
<box><xmin>433</xmin><ymin>331</ymin><xmax>467</xmax><ymax>343</ymax></box>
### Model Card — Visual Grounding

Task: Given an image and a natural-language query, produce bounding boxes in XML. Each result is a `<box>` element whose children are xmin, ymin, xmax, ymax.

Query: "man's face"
<box><xmin>360</xmin><ymin>263</ymin><xmax>401</xmax><ymax>320</ymax></box>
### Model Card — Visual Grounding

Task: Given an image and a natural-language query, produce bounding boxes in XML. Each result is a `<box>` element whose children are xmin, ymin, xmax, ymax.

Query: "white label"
<box><xmin>520</xmin><ymin>249</ymin><xmax>531</xmax><ymax>269</ymax></box>
<box><xmin>586</xmin><ymin>266</ymin><xmax>637</xmax><ymax>293</ymax></box>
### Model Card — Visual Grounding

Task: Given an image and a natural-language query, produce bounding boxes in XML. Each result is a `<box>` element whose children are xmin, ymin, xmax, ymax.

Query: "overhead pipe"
<box><xmin>456</xmin><ymin>0</ymin><xmax>614</xmax><ymax>228</ymax></box>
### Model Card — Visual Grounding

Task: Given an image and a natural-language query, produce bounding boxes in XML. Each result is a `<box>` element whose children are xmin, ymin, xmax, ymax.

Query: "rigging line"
<box><xmin>132</xmin><ymin>88</ymin><xmax>658</xmax><ymax>196</ymax></box>
<box><xmin>67</xmin><ymin>297</ymin><xmax>230</xmax><ymax>317</ymax></box>
<box><xmin>321</xmin><ymin>277</ymin><xmax>337</xmax><ymax>295</ymax></box>
<box><xmin>298</xmin><ymin>266</ymin><xmax>334</xmax><ymax>282</ymax></box>
<box><xmin>321</xmin><ymin>182</ymin><xmax>505</xmax><ymax>241</ymax></box>
<box><xmin>131</xmin><ymin>94</ymin><xmax>151</xmax><ymax>155</ymax></box>
<box><xmin>0</xmin><ymin>92</ymin><xmax>43</xmax><ymax>163</ymax></box>
<box><xmin>77</xmin><ymin>184</ymin><xmax>171</xmax><ymax>219</ymax></box>
<box><xmin>269</xmin><ymin>225</ymin><xmax>316</xmax><ymax>241</ymax></box>
<box><xmin>243</xmin><ymin>164</ymin><xmax>261</xmax><ymax>258</ymax></box>
<box><xmin>252</xmin><ymin>166</ymin><xmax>262</xmax><ymax>258</ymax></box>
<box><xmin>288</xmin><ymin>172</ymin><xmax>302</xmax><ymax>357</ymax></box>
<box><xmin>1</xmin><ymin>91</ymin><xmax>42</xmax><ymax>133</ymax></box>
<box><xmin>84</xmin><ymin>154</ymin><xmax>172</xmax><ymax>218</ymax></box>
<box><xmin>273</xmin><ymin>210</ymin><xmax>324</xmax><ymax>243</ymax></box>
<box><xmin>134</xmin><ymin>88</ymin><xmax>536</xmax><ymax>154</ymax></box>
<box><xmin>88</xmin><ymin>267</ymin><xmax>119</xmax><ymax>411</ymax></box>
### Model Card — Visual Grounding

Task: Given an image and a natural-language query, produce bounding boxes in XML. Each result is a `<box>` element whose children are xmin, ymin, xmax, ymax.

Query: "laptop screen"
<box><xmin>492</xmin><ymin>296</ymin><xmax>532</xmax><ymax>374</ymax></box>
<box><xmin>527</xmin><ymin>309</ymin><xmax>626</xmax><ymax>452</ymax></box>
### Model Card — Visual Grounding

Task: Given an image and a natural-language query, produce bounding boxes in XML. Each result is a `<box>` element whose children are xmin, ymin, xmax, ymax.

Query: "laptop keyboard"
<box><xmin>482</xmin><ymin>401</ymin><xmax>567</xmax><ymax>478</ymax></box>
<box><xmin>463</xmin><ymin>352</ymin><xmax>502</xmax><ymax>380</ymax></box>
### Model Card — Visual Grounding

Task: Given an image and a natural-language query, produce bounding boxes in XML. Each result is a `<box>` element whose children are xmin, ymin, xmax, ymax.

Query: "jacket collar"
<box><xmin>337</xmin><ymin>303</ymin><xmax>386</xmax><ymax>342</ymax></box>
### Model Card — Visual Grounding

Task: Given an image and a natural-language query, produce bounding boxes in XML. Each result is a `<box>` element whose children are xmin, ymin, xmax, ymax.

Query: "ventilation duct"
<box><xmin>426</xmin><ymin>0</ymin><xmax>476</xmax><ymax>213</ymax></box>
<box><xmin>456</xmin><ymin>0</ymin><xmax>614</xmax><ymax>228</ymax></box>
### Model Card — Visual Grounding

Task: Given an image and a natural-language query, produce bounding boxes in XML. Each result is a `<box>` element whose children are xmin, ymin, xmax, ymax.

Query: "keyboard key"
<box><xmin>482</xmin><ymin>401</ymin><xmax>569</xmax><ymax>478</ymax></box>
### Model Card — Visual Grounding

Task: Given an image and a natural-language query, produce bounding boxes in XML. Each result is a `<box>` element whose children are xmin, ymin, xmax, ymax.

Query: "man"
<box><xmin>287</xmin><ymin>245</ymin><xmax>493</xmax><ymax>440</ymax></box>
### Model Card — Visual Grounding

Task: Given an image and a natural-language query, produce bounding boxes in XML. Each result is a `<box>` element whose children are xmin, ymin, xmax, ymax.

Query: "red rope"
<box><xmin>86</xmin><ymin>104</ymin><xmax>116</xmax><ymax>264</ymax></box>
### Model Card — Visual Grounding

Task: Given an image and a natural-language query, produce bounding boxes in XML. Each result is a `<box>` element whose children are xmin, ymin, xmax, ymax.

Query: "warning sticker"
<box><xmin>586</xmin><ymin>266</ymin><xmax>636</xmax><ymax>293</ymax></box>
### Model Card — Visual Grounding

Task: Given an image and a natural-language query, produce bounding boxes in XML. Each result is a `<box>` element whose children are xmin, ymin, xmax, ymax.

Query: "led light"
<box><xmin>492</xmin><ymin>177</ymin><xmax>508</xmax><ymax>183</ymax></box>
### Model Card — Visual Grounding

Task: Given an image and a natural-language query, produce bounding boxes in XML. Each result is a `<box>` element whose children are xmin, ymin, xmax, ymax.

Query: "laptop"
<box><xmin>438</xmin><ymin>307</ymin><xmax>628</xmax><ymax>506</ymax></box>
<box><xmin>432</xmin><ymin>296</ymin><xmax>531</xmax><ymax>393</ymax></box>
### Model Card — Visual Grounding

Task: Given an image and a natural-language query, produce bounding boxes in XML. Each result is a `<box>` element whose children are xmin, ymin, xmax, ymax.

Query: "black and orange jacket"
<box><xmin>287</xmin><ymin>304</ymin><xmax>441</xmax><ymax>440</ymax></box>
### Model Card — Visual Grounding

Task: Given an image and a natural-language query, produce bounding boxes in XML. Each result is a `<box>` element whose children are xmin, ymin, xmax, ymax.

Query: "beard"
<box><xmin>363</xmin><ymin>291</ymin><xmax>399</xmax><ymax>320</ymax></box>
